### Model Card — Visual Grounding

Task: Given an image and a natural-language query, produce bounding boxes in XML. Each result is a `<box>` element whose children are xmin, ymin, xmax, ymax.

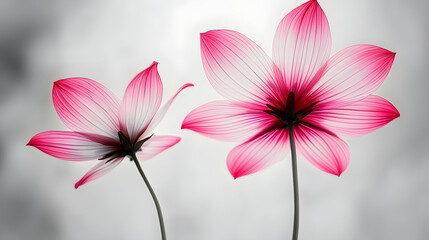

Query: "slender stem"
<box><xmin>288</xmin><ymin>125</ymin><xmax>299</xmax><ymax>240</ymax></box>
<box><xmin>131</xmin><ymin>153</ymin><xmax>166</xmax><ymax>240</ymax></box>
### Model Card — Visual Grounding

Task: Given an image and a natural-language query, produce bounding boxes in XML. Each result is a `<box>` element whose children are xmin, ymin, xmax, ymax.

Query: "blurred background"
<box><xmin>0</xmin><ymin>0</ymin><xmax>427</xmax><ymax>239</ymax></box>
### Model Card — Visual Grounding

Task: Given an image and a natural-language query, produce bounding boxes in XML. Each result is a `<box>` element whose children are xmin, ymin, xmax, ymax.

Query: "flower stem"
<box><xmin>288</xmin><ymin>125</ymin><xmax>299</xmax><ymax>240</ymax></box>
<box><xmin>131</xmin><ymin>153</ymin><xmax>166</xmax><ymax>240</ymax></box>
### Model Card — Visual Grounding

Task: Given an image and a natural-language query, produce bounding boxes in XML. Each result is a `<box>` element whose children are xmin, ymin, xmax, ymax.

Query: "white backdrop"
<box><xmin>0</xmin><ymin>0</ymin><xmax>427</xmax><ymax>239</ymax></box>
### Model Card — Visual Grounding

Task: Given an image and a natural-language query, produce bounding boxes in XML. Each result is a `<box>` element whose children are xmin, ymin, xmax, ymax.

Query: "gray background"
<box><xmin>0</xmin><ymin>0</ymin><xmax>427</xmax><ymax>239</ymax></box>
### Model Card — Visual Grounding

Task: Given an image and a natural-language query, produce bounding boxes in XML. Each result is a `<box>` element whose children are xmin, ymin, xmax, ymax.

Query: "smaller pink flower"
<box><xmin>28</xmin><ymin>62</ymin><xmax>193</xmax><ymax>188</ymax></box>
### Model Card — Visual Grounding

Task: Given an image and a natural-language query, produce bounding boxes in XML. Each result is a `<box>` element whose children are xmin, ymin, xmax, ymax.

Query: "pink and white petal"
<box><xmin>143</xmin><ymin>83</ymin><xmax>194</xmax><ymax>137</ymax></box>
<box><xmin>307</xmin><ymin>95</ymin><xmax>399</xmax><ymax>137</ymax></box>
<box><xmin>27</xmin><ymin>131</ymin><xmax>115</xmax><ymax>161</ymax></box>
<box><xmin>53</xmin><ymin>78</ymin><xmax>121</xmax><ymax>139</ymax></box>
<box><xmin>135</xmin><ymin>135</ymin><xmax>181</xmax><ymax>161</ymax></box>
<box><xmin>182</xmin><ymin>100</ymin><xmax>272</xmax><ymax>142</ymax></box>
<box><xmin>294</xmin><ymin>124</ymin><xmax>350</xmax><ymax>176</ymax></box>
<box><xmin>227</xmin><ymin>129</ymin><xmax>289</xmax><ymax>179</ymax></box>
<box><xmin>201</xmin><ymin>30</ymin><xmax>286</xmax><ymax>105</ymax></box>
<box><xmin>310</xmin><ymin>45</ymin><xmax>396</xmax><ymax>105</ymax></box>
<box><xmin>75</xmin><ymin>158</ymin><xmax>123</xmax><ymax>189</ymax></box>
<box><xmin>273</xmin><ymin>0</ymin><xmax>331</xmax><ymax>95</ymax></box>
<box><xmin>119</xmin><ymin>62</ymin><xmax>163</xmax><ymax>141</ymax></box>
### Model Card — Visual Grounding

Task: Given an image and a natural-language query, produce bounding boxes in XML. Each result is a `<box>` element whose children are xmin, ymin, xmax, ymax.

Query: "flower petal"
<box><xmin>273</xmin><ymin>0</ymin><xmax>331</xmax><ymax>95</ymax></box>
<box><xmin>119</xmin><ymin>62</ymin><xmax>163</xmax><ymax>141</ymax></box>
<box><xmin>310</xmin><ymin>44</ymin><xmax>395</xmax><ymax>105</ymax></box>
<box><xmin>75</xmin><ymin>158</ymin><xmax>123</xmax><ymax>189</ymax></box>
<box><xmin>136</xmin><ymin>135</ymin><xmax>181</xmax><ymax>160</ymax></box>
<box><xmin>27</xmin><ymin>131</ymin><xmax>115</xmax><ymax>161</ymax></box>
<box><xmin>53</xmin><ymin>78</ymin><xmax>121</xmax><ymax>139</ymax></box>
<box><xmin>227</xmin><ymin>129</ymin><xmax>289</xmax><ymax>179</ymax></box>
<box><xmin>294</xmin><ymin>123</ymin><xmax>350</xmax><ymax>176</ymax></box>
<box><xmin>143</xmin><ymin>83</ymin><xmax>194</xmax><ymax>137</ymax></box>
<box><xmin>308</xmin><ymin>95</ymin><xmax>399</xmax><ymax>137</ymax></box>
<box><xmin>182</xmin><ymin>100</ymin><xmax>272</xmax><ymax>142</ymax></box>
<box><xmin>200</xmin><ymin>29</ymin><xmax>285</xmax><ymax>105</ymax></box>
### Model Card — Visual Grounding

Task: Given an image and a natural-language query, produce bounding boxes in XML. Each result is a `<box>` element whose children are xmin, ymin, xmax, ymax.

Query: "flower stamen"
<box><xmin>265</xmin><ymin>92</ymin><xmax>314</xmax><ymax>128</ymax></box>
<box><xmin>99</xmin><ymin>132</ymin><xmax>153</xmax><ymax>163</ymax></box>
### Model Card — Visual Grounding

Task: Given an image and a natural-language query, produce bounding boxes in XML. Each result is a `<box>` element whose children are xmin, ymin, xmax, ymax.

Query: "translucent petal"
<box><xmin>308</xmin><ymin>95</ymin><xmax>400</xmax><ymax>136</ymax></box>
<box><xmin>201</xmin><ymin>29</ymin><xmax>285</xmax><ymax>105</ymax></box>
<box><xmin>75</xmin><ymin>158</ymin><xmax>123</xmax><ymax>189</ymax></box>
<box><xmin>136</xmin><ymin>135</ymin><xmax>181</xmax><ymax>161</ymax></box>
<box><xmin>27</xmin><ymin>131</ymin><xmax>115</xmax><ymax>161</ymax></box>
<box><xmin>119</xmin><ymin>62</ymin><xmax>163</xmax><ymax>141</ymax></box>
<box><xmin>273</xmin><ymin>0</ymin><xmax>331</xmax><ymax>95</ymax></box>
<box><xmin>144</xmin><ymin>83</ymin><xmax>194</xmax><ymax>137</ymax></box>
<box><xmin>227</xmin><ymin>129</ymin><xmax>289</xmax><ymax>179</ymax></box>
<box><xmin>310</xmin><ymin>45</ymin><xmax>395</xmax><ymax>105</ymax></box>
<box><xmin>52</xmin><ymin>78</ymin><xmax>120</xmax><ymax>139</ymax></box>
<box><xmin>294</xmin><ymin>124</ymin><xmax>349</xmax><ymax>176</ymax></box>
<box><xmin>182</xmin><ymin>100</ymin><xmax>272</xmax><ymax>142</ymax></box>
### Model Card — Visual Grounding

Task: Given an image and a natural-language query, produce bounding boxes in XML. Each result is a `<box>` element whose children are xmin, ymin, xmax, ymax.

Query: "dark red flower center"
<box><xmin>98</xmin><ymin>131</ymin><xmax>152</xmax><ymax>163</ymax></box>
<box><xmin>265</xmin><ymin>92</ymin><xmax>315</xmax><ymax>127</ymax></box>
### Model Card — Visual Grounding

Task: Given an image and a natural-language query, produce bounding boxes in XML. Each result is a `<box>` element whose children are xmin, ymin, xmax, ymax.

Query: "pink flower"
<box><xmin>28</xmin><ymin>62</ymin><xmax>193</xmax><ymax>188</ymax></box>
<box><xmin>182</xmin><ymin>0</ymin><xmax>399</xmax><ymax>179</ymax></box>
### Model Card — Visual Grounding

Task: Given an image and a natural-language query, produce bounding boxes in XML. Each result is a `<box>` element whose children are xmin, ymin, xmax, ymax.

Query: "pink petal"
<box><xmin>182</xmin><ymin>100</ymin><xmax>272</xmax><ymax>142</ymax></box>
<box><xmin>294</xmin><ymin>124</ymin><xmax>350</xmax><ymax>176</ymax></box>
<box><xmin>200</xmin><ymin>30</ymin><xmax>285</xmax><ymax>105</ymax></box>
<box><xmin>144</xmin><ymin>83</ymin><xmax>194</xmax><ymax>137</ymax></box>
<box><xmin>75</xmin><ymin>158</ymin><xmax>123</xmax><ymax>189</ymax></box>
<box><xmin>53</xmin><ymin>78</ymin><xmax>121</xmax><ymax>139</ymax></box>
<box><xmin>135</xmin><ymin>135</ymin><xmax>181</xmax><ymax>160</ymax></box>
<box><xmin>119</xmin><ymin>62</ymin><xmax>163</xmax><ymax>141</ymax></box>
<box><xmin>27</xmin><ymin>131</ymin><xmax>115</xmax><ymax>161</ymax></box>
<box><xmin>273</xmin><ymin>0</ymin><xmax>331</xmax><ymax>95</ymax></box>
<box><xmin>227</xmin><ymin>129</ymin><xmax>289</xmax><ymax>179</ymax></box>
<box><xmin>310</xmin><ymin>44</ymin><xmax>396</xmax><ymax>105</ymax></box>
<box><xmin>308</xmin><ymin>95</ymin><xmax>399</xmax><ymax>137</ymax></box>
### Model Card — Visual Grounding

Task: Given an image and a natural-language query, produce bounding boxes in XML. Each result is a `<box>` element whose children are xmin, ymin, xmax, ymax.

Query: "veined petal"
<box><xmin>75</xmin><ymin>158</ymin><xmax>123</xmax><ymax>189</ymax></box>
<box><xmin>201</xmin><ymin>29</ymin><xmax>285</xmax><ymax>105</ymax></box>
<box><xmin>143</xmin><ymin>83</ymin><xmax>194</xmax><ymax>137</ymax></box>
<box><xmin>120</xmin><ymin>62</ymin><xmax>163</xmax><ymax>141</ymax></box>
<box><xmin>182</xmin><ymin>100</ymin><xmax>271</xmax><ymax>142</ymax></box>
<box><xmin>27</xmin><ymin>131</ymin><xmax>115</xmax><ymax>161</ymax></box>
<box><xmin>294</xmin><ymin>124</ymin><xmax>349</xmax><ymax>176</ymax></box>
<box><xmin>273</xmin><ymin>0</ymin><xmax>331</xmax><ymax>95</ymax></box>
<box><xmin>308</xmin><ymin>95</ymin><xmax>399</xmax><ymax>137</ymax></box>
<box><xmin>136</xmin><ymin>135</ymin><xmax>181</xmax><ymax>160</ymax></box>
<box><xmin>53</xmin><ymin>78</ymin><xmax>121</xmax><ymax>139</ymax></box>
<box><xmin>310</xmin><ymin>44</ymin><xmax>395</xmax><ymax>105</ymax></box>
<box><xmin>227</xmin><ymin>129</ymin><xmax>289</xmax><ymax>179</ymax></box>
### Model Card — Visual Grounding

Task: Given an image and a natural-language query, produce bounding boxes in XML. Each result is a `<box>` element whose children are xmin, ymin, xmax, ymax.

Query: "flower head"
<box><xmin>182</xmin><ymin>0</ymin><xmax>399</xmax><ymax>179</ymax></box>
<box><xmin>28</xmin><ymin>62</ymin><xmax>193</xmax><ymax>188</ymax></box>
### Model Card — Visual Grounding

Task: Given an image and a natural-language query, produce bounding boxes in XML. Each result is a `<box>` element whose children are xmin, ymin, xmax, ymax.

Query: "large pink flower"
<box><xmin>182</xmin><ymin>0</ymin><xmax>399</xmax><ymax>179</ymax></box>
<box><xmin>28</xmin><ymin>62</ymin><xmax>193</xmax><ymax>188</ymax></box>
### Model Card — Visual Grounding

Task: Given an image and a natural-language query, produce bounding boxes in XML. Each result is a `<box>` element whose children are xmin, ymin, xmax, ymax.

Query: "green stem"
<box><xmin>131</xmin><ymin>153</ymin><xmax>166</xmax><ymax>240</ymax></box>
<box><xmin>288</xmin><ymin>125</ymin><xmax>299</xmax><ymax>240</ymax></box>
